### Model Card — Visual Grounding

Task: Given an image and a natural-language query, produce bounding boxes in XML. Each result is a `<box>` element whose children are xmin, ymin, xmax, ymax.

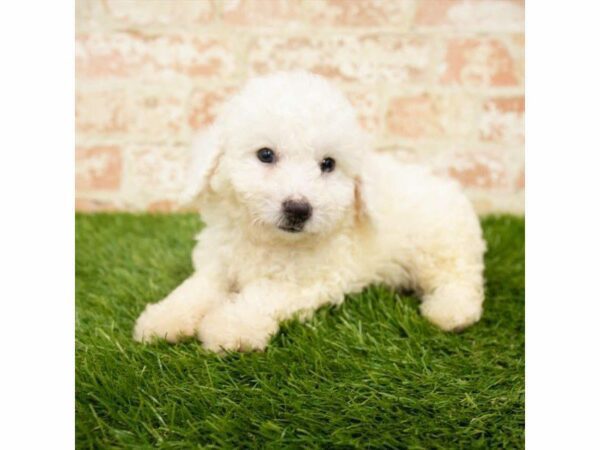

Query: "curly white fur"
<box><xmin>134</xmin><ymin>72</ymin><xmax>486</xmax><ymax>351</ymax></box>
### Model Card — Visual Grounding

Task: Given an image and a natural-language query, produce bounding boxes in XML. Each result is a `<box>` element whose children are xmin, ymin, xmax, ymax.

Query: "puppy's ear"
<box><xmin>180</xmin><ymin>125</ymin><xmax>224</xmax><ymax>205</ymax></box>
<box><xmin>353</xmin><ymin>176</ymin><xmax>369</xmax><ymax>225</ymax></box>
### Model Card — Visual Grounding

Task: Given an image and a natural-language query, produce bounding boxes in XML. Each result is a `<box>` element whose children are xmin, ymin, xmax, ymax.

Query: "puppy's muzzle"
<box><xmin>280</xmin><ymin>199</ymin><xmax>312</xmax><ymax>233</ymax></box>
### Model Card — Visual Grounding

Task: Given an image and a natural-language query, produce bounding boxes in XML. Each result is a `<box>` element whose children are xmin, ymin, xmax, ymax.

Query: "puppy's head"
<box><xmin>184</xmin><ymin>72</ymin><xmax>369</xmax><ymax>240</ymax></box>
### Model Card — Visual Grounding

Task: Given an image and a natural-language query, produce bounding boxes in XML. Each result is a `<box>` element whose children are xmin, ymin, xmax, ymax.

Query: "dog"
<box><xmin>134</xmin><ymin>71</ymin><xmax>486</xmax><ymax>351</ymax></box>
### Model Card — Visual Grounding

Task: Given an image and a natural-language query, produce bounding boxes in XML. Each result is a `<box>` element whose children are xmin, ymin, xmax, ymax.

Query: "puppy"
<box><xmin>134</xmin><ymin>72</ymin><xmax>486</xmax><ymax>351</ymax></box>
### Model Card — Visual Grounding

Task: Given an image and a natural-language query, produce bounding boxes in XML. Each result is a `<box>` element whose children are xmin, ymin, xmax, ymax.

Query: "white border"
<box><xmin>527</xmin><ymin>2</ymin><xmax>600</xmax><ymax>449</ymax></box>
<box><xmin>0</xmin><ymin>2</ymin><xmax>74</xmax><ymax>448</ymax></box>
<box><xmin>2</xmin><ymin>1</ymin><xmax>600</xmax><ymax>448</ymax></box>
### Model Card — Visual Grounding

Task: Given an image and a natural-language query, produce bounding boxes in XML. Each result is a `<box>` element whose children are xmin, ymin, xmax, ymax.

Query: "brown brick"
<box><xmin>188</xmin><ymin>86</ymin><xmax>238</xmax><ymax>131</ymax></box>
<box><xmin>147</xmin><ymin>200</ymin><xmax>176</xmax><ymax>212</ymax></box>
<box><xmin>222</xmin><ymin>0</ymin><xmax>304</xmax><ymax>27</ymax></box>
<box><xmin>76</xmin><ymin>87</ymin><xmax>188</xmax><ymax>141</ymax></box>
<box><xmin>123</xmin><ymin>146</ymin><xmax>190</xmax><ymax>205</ymax></box>
<box><xmin>438</xmin><ymin>150</ymin><xmax>509</xmax><ymax>190</ymax></box>
<box><xmin>102</xmin><ymin>0</ymin><xmax>216</xmax><ymax>27</ymax></box>
<box><xmin>75</xmin><ymin>198</ymin><xmax>122</xmax><ymax>212</ymax></box>
<box><xmin>145</xmin><ymin>200</ymin><xmax>196</xmax><ymax>213</ymax></box>
<box><xmin>479</xmin><ymin>96</ymin><xmax>525</xmax><ymax>143</ymax></box>
<box><xmin>305</xmin><ymin>0</ymin><xmax>413</xmax><ymax>27</ymax></box>
<box><xmin>415</xmin><ymin>0</ymin><xmax>524</xmax><ymax>31</ymax></box>
<box><xmin>344</xmin><ymin>89</ymin><xmax>380</xmax><ymax>133</ymax></box>
<box><xmin>385</xmin><ymin>94</ymin><xmax>478</xmax><ymax>139</ymax></box>
<box><xmin>516</xmin><ymin>166</ymin><xmax>525</xmax><ymax>190</ymax></box>
<box><xmin>249</xmin><ymin>35</ymin><xmax>434</xmax><ymax>84</ymax></box>
<box><xmin>76</xmin><ymin>146</ymin><xmax>122</xmax><ymax>191</ymax></box>
<box><xmin>76</xmin><ymin>32</ymin><xmax>236</xmax><ymax>80</ymax></box>
<box><xmin>441</xmin><ymin>38</ymin><xmax>521</xmax><ymax>87</ymax></box>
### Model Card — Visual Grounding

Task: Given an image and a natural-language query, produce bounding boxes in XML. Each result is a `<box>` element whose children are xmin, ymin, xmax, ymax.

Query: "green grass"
<box><xmin>76</xmin><ymin>214</ymin><xmax>524</xmax><ymax>449</ymax></box>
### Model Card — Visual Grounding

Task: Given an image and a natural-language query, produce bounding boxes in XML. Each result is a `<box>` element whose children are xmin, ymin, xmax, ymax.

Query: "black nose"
<box><xmin>282</xmin><ymin>199</ymin><xmax>312</xmax><ymax>224</ymax></box>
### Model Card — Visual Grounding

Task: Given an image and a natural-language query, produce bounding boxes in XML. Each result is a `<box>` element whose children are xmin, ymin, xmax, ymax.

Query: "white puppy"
<box><xmin>134</xmin><ymin>72</ymin><xmax>486</xmax><ymax>351</ymax></box>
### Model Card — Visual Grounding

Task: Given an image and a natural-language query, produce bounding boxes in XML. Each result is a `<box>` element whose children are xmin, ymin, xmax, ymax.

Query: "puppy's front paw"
<box><xmin>198</xmin><ymin>305</ymin><xmax>279</xmax><ymax>352</ymax></box>
<box><xmin>420</xmin><ymin>284</ymin><xmax>483</xmax><ymax>332</ymax></box>
<box><xmin>134</xmin><ymin>301</ymin><xmax>200</xmax><ymax>343</ymax></box>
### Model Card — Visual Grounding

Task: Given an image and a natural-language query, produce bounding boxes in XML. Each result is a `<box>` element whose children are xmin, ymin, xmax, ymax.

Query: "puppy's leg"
<box><xmin>420</xmin><ymin>280</ymin><xmax>484</xmax><ymax>331</ymax></box>
<box><xmin>198</xmin><ymin>280</ymin><xmax>340</xmax><ymax>352</ymax></box>
<box><xmin>416</xmin><ymin>253</ymin><xmax>485</xmax><ymax>331</ymax></box>
<box><xmin>134</xmin><ymin>271</ymin><xmax>225</xmax><ymax>343</ymax></box>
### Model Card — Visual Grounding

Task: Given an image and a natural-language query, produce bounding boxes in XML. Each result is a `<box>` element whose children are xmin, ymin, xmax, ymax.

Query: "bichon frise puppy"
<box><xmin>134</xmin><ymin>72</ymin><xmax>486</xmax><ymax>351</ymax></box>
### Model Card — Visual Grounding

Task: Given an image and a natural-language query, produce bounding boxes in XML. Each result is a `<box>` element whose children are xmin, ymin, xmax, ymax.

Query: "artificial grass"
<box><xmin>76</xmin><ymin>214</ymin><xmax>524</xmax><ymax>449</ymax></box>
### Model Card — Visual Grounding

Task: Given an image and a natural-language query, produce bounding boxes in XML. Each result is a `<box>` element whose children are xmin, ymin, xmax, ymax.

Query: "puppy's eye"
<box><xmin>256</xmin><ymin>148</ymin><xmax>276</xmax><ymax>164</ymax></box>
<box><xmin>320</xmin><ymin>157</ymin><xmax>336</xmax><ymax>173</ymax></box>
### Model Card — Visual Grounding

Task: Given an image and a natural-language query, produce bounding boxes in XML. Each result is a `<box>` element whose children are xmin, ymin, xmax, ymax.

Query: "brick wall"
<box><xmin>75</xmin><ymin>0</ymin><xmax>524</xmax><ymax>213</ymax></box>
